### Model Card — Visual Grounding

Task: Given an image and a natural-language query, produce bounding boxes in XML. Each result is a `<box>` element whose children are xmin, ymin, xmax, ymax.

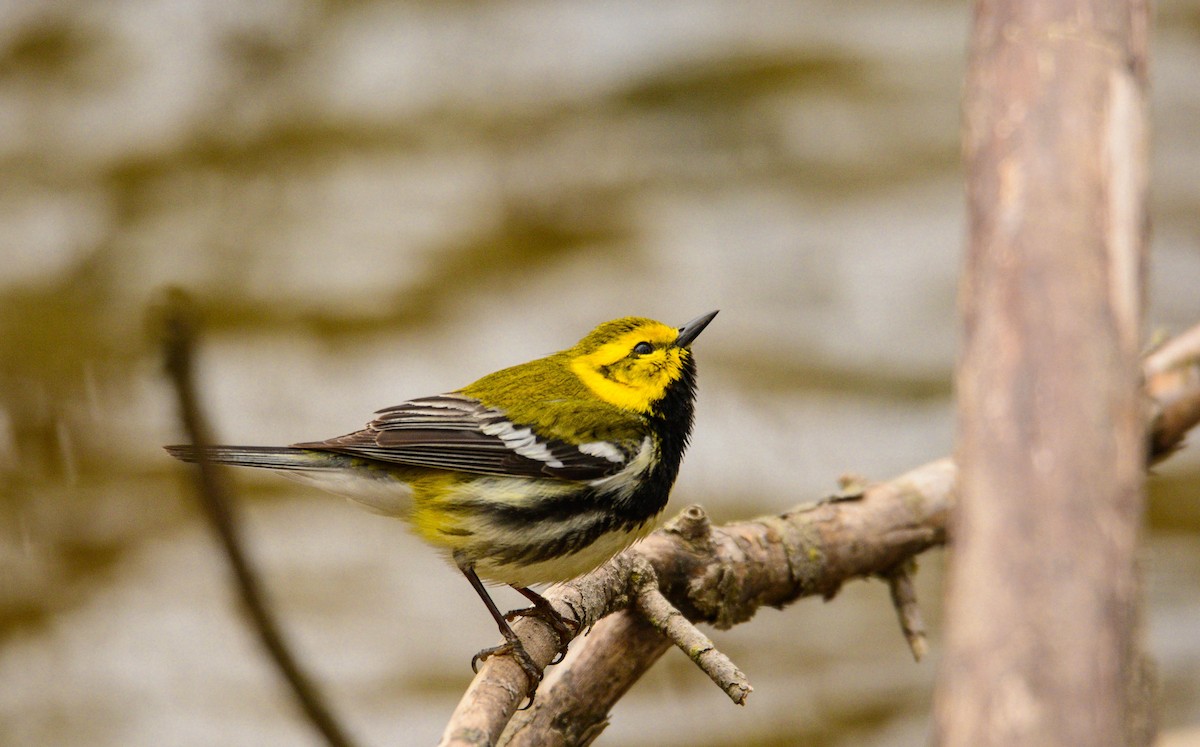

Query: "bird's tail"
<box><xmin>163</xmin><ymin>445</ymin><xmax>348</xmax><ymax>471</ymax></box>
<box><xmin>165</xmin><ymin>443</ymin><xmax>413</xmax><ymax>516</ymax></box>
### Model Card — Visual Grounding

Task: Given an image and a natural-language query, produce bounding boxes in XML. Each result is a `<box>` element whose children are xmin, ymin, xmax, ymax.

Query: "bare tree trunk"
<box><xmin>935</xmin><ymin>0</ymin><xmax>1151</xmax><ymax>745</ymax></box>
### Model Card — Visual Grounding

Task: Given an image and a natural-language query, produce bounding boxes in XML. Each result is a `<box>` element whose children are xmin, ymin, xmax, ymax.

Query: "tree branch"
<box><xmin>159</xmin><ymin>291</ymin><xmax>359</xmax><ymax>747</ymax></box>
<box><xmin>440</xmin><ymin>458</ymin><xmax>955</xmax><ymax>747</ymax></box>
<box><xmin>1146</xmin><ymin>323</ymin><xmax>1200</xmax><ymax>463</ymax></box>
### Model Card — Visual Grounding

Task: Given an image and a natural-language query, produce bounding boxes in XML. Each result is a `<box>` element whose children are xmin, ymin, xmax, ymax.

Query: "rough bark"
<box><xmin>936</xmin><ymin>0</ymin><xmax>1151</xmax><ymax>745</ymax></box>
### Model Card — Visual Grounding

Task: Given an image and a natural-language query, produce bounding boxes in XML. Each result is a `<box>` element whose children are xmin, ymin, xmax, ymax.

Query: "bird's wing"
<box><xmin>292</xmin><ymin>394</ymin><xmax>639</xmax><ymax>480</ymax></box>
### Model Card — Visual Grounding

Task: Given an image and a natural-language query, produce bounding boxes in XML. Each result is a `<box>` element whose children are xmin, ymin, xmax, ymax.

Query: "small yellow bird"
<box><xmin>167</xmin><ymin>311</ymin><xmax>717</xmax><ymax>695</ymax></box>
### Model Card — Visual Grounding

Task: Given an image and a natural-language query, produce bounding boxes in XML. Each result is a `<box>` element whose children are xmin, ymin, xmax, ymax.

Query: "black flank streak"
<box><xmin>482</xmin><ymin>355</ymin><xmax>699</xmax><ymax>564</ymax></box>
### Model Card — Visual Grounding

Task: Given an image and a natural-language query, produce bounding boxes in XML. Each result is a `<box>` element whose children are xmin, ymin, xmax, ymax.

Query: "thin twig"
<box><xmin>1143</xmin><ymin>322</ymin><xmax>1200</xmax><ymax>378</ymax></box>
<box><xmin>1145</xmin><ymin>321</ymin><xmax>1200</xmax><ymax>462</ymax></box>
<box><xmin>159</xmin><ymin>291</ymin><xmax>358</xmax><ymax>747</ymax></box>
<box><xmin>882</xmin><ymin>561</ymin><xmax>928</xmax><ymax>662</ymax></box>
<box><xmin>630</xmin><ymin>555</ymin><xmax>752</xmax><ymax>705</ymax></box>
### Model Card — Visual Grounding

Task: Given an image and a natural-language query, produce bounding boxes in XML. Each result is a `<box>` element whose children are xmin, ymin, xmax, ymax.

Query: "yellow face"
<box><xmin>569</xmin><ymin>319</ymin><xmax>689</xmax><ymax>413</ymax></box>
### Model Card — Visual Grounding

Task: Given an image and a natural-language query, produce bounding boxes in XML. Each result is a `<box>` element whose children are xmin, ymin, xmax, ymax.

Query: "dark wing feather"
<box><xmin>292</xmin><ymin>394</ymin><xmax>634</xmax><ymax>480</ymax></box>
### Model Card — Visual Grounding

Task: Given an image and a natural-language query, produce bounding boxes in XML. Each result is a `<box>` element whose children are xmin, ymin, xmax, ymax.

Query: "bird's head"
<box><xmin>568</xmin><ymin>311</ymin><xmax>718</xmax><ymax>414</ymax></box>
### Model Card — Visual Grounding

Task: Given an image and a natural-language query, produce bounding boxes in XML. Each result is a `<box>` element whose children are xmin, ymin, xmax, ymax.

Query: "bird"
<box><xmin>165</xmin><ymin>310</ymin><xmax>717</xmax><ymax>698</ymax></box>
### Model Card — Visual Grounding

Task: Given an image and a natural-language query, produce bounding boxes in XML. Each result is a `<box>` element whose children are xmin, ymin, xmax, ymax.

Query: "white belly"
<box><xmin>274</xmin><ymin>468</ymin><xmax>414</xmax><ymax>516</ymax></box>
<box><xmin>473</xmin><ymin>520</ymin><xmax>658</xmax><ymax>587</ymax></box>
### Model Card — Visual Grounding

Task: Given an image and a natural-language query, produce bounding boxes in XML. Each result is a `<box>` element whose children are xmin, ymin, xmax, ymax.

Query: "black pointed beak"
<box><xmin>675</xmin><ymin>310</ymin><xmax>719</xmax><ymax>348</ymax></box>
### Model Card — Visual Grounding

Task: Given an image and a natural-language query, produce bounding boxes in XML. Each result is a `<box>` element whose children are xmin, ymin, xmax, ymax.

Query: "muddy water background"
<box><xmin>3</xmin><ymin>2</ymin><xmax>1200</xmax><ymax>745</ymax></box>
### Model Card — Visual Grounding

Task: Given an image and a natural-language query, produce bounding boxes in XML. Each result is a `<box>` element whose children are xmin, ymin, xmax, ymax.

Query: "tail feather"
<box><xmin>164</xmin><ymin>445</ymin><xmax>346</xmax><ymax>471</ymax></box>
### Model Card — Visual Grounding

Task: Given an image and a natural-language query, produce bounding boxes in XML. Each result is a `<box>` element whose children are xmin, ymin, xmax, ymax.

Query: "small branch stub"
<box><xmin>882</xmin><ymin>561</ymin><xmax>928</xmax><ymax>662</ymax></box>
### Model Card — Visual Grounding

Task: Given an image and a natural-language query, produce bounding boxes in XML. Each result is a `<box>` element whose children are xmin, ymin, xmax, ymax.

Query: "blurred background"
<box><xmin>2</xmin><ymin>1</ymin><xmax>1199</xmax><ymax>745</ymax></box>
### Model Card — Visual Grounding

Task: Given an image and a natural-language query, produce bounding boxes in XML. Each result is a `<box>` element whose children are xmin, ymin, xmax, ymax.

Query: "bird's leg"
<box><xmin>506</xmin><ymin>586</ymin><xmax>579</xmax><ymax>665</ymax></box>
<box><xmin>460</xmin><ymin>566</ymin><xmax>543</xmax><ymax>705</ymax></box>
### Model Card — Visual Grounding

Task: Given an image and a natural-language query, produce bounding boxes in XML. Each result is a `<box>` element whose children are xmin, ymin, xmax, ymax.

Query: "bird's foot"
<box><xmin>471</xmin><ymin>632</ymin><xmax>542</xmax><ymax>709</ymax></box>
<box><xmin>504</xmin><ymin>596</ymin><xmax>579</xmax><ymax>665</ymax></box>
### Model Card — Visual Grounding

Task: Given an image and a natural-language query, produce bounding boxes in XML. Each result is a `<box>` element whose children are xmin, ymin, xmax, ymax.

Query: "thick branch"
<box><xmin>440</xmin><ymin>459</ymin><xmax>955</xmax><ymax>747</ymax></box>
<box><xmin>938</xmin><ymin>0</ymin><xmax>1151</xmax><ymax>742</ymax></box>
<box><xmin>504</xmin><ymin>611</ymin><xmax>671</xmax><ymax>747</ymax></box>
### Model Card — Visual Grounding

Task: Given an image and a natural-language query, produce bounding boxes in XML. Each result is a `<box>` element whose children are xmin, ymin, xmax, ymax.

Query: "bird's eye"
<box><xmin>632</xmin><ymin>341</ymin><xmax>654</xmax><ymax>356</ymax></box>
